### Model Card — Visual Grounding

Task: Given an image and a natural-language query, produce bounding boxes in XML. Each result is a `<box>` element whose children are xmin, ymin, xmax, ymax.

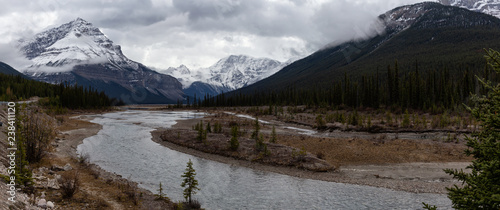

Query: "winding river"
<box><xmin>77</xmin><ymin>110</ymin><xmax>452</xmax><ymax>209</ymax></box>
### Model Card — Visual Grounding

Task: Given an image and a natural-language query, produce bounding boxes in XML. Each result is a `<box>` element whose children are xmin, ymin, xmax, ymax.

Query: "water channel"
<box><xmin>76</xmin><ymin>110</ymin><xmax>452</xmax><ymax>209</ymax></box>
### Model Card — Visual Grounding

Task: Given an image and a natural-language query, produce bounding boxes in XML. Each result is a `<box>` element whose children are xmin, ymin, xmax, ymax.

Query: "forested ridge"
<box><xmin>195</xmin><ymin>58</ymin><xmax>498</xmax><ymax>113</ymax></box>
<box><xmin>0</xmin><ymin>73</ymin><xmax>116</xmax><ymax>109</ymax></box>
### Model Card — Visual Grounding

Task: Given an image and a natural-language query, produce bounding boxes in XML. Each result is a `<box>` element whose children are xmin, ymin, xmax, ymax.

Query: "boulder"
<box><xmin>47</xmin><ymin>201</ymin><xmax>55</xmax><ymax>209</ymax></box>
<box><xmin>37</xmin><ymin>198</ymin><xmax>47</xmax><ymax>208</ymax></box>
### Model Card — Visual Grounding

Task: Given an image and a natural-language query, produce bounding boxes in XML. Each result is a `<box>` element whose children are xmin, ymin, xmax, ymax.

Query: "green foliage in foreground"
<box><xmin>424</xmin><ymin>49</ymin><xmax>500</xmax><ymax>209</ymax></box>
<box><xmin>446</xmin><ymin>49</ymin><xmax>500</xmax><ymax>209</ymax></box>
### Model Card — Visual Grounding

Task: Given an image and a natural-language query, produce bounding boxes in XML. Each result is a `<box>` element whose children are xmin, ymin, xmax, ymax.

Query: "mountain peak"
<box><xmin>438</xmin><ymin>0</ymin><xmax>500</xmax><ymax>19</ymax></box>
<box><xmin>19</xmin><ymin>18</ymin><xmax>131</xmax><ymax>72</ymax></box>
<box><xmin>72</xmin><ymin>17</ymin><xmax>91</xmax><ymax>25</ymax></box>
<box><xmin>380</xmin><ymin>1</ymin><xmax>500</xmax><ymax>33</ymax></box>
<box><xmin>17</xmin><ymin>18</ymin><xmax>183</xmax><ymax>104</ymax></box>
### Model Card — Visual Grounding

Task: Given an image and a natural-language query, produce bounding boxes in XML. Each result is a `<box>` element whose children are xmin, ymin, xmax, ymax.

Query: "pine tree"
<box><xmin>425</xmin><ymin>49</ymin><xmax>500</xmax><ymax>209</ymax></box>
<box><xmin>270</xmin><ymin>126</ymin><xmax>277</xmax><ymax>143</ymax></box>
<box><xmin>181</xmin><ymin>159</ymin><xmax>200</xmax><ymax>204</ymax></box>
<box><xmin>229</xmin><ymin>126</ymin><xmax>239</xmax><ymax>151</ymax></box>
<box><xmin>206</xmin><ymin>122</ymin><xmax>212</xmax><ymax>133</ymax></box>
<box><xmin>155</xmin><ymin>182</ymin><xmax>168</xmax><ymax>201</ymax></box>
<box><xmin>251</xmin><ymin>117</ymin><xmax>260</xmax><ymax>140</ymax></box>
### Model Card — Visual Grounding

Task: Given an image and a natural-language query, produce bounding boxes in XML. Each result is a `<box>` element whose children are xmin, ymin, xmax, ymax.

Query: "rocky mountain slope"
<box><xmin>18</xmin><ymin>18</ymin><xmax>182</xmax><ymax>104</ymax></box>
<box><xmin>234</xmin><ymin>2</ymin><xmax>500</xmax><ymax>94</ymax></box>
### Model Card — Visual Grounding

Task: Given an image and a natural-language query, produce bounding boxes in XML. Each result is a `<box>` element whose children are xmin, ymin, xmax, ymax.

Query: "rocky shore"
<box><xmin>0</xmin><ymin>107</ymin><xmax>173</xmax><ymax>209</ymax></box>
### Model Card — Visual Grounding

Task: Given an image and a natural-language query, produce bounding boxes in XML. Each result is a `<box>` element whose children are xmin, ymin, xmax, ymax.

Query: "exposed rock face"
<box><xmin>439</xmin><ymin>0</ymin><xmax>500</xmax><ymax>19</ymax></box>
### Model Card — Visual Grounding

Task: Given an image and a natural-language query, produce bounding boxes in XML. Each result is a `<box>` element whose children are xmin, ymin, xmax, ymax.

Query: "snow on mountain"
<box><xmin>439</xmin><ymin>0</ymin><xmax>500</xmax><ymax>18</ymax></box>
<box><xmin>19</xmin><ymin>18</ymin><xmax>138</xmax><ymax>74</ymax></box>
<box><xmin>17</xmin><ymin>18</ymin><xmax>183</xmax><ymax>104</ymax></box>
<box><xmin>204</xmin><ymin>55</ymin><xmax>283</xmax><ymax>90</ymax></box>
<box><xmin>160</xmin><ymin>55</ymin><xmax>296</xmax><ymax>95</ymax></box>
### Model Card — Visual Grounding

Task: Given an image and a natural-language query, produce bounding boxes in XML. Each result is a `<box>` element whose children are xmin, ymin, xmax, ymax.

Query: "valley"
<box><xmin>2</xmin><ymin>0</ymin><xmax>500</xmax><ymax>209</ymax></box>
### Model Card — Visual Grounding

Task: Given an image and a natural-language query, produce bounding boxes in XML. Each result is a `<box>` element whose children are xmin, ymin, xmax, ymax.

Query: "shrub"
<box><xmin>315</xmin><ymin>114</ymin><xmax>326</xmax><ymax>129</ymax></box>
<box><xmin>402</xmin><ymin>109</ymin><xmax>410</xmax><ymax>128</ymax></box>
<box><xmin>59</xmin><ymin>171</ymin><xmax>80</xmax><ymax>198</ymax></box>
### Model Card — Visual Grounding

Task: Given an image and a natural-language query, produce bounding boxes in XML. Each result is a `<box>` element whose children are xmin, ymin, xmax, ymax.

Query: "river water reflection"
<box><xmin>77</xmin><ymin>110</ymin><xmax>451</xmax><ymax>209</ymax></box>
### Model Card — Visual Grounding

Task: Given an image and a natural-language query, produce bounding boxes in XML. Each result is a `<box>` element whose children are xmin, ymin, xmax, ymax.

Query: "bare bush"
<box><xmin>59</xmin><ymin>171</ymin><xmax>80</xmax><ymax>198</ymax></box>
<box><xmin>18</xmin><ymin>105</ymin><xmax>56</xmax><ymax>163</ymax></box>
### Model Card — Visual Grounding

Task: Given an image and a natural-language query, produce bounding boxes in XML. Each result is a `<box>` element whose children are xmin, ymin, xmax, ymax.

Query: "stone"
<box><xmin>47</xmin><ymin>178</ymin><xmax>60</xmax><ymax>190</ymax></box>
<box><xmin>63</xmin><ymin>163</ymin><xmax>73</xmax><ymax>171</ymax></box>
<box><xmin>47</xmin><ymin>201</ymin><xmax>55</xmax><ymax>209</ymax></box>
<box><xmin>38</xmin><ymin>198</ymin><xmax>47</xmax><ymax>208</ymax></box>
<box><xmin>51</xmin><ymin>165</ymin><xmax>64</xmax><ymax>171</ymax></box>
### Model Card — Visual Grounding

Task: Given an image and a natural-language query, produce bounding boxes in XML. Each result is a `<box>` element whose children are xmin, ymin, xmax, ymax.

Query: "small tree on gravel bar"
<box><xmin>270</xmin><ymin>126</ymin><xmax>277</xmax><ymax>143</ymax></box>
<box><xmin>251</xmin><ymin>117</ymin><xmax>260</xmax><ymax>140</ymax></box>
<box><xmin>229</xmin><ymin>125</ymin><xmax>239</xmax><ymax>151</ymax></box>
<box><xmin>181</xmin><ymin>159</ymin><xmax>200</xmax><ymax>204</ymax></box>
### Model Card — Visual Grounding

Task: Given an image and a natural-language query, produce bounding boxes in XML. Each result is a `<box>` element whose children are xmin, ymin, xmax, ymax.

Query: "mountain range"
<box><xmin>17</xmin><ymin>18</ymin><xmax>183</xmax><ymax>104</ymax></box>
<box><xmin>233</xmin><ymin>2</ymin><xmax>500</xmax><ymax>95</ymax></box>
<box><xmin>160</xmin><ymin>55</ymin><xmax>294</xmax><ymax>99</ymax></box>
<box><xmin>4</xmin><ymin>1</ymin><xmax>500</xmax><ymax>104</ymax></box>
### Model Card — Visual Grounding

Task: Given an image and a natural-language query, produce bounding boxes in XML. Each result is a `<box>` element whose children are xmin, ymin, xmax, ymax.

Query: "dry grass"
<box><xmin>174</xmin><ymin>108</ymin><xmax>472</xmax><ymax>168</ymax></box>
<box><xmin>278</xmin><ymin>135</ymin><xmax>471</xmax><ymax>166</ymax></box>
<box><xmin>56</xmin><ymin>115</ymin><xmax>96</xmax><ymax>132</ymax></box>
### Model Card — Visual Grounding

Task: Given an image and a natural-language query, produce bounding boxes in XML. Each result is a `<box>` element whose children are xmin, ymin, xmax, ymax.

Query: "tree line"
<box><xmin>193</xmin><ymin>60</ymin><xmax>498</xmax><ymax>112</ymax></box>
<box><xmin>0</xmin><ymin>73</ymin><xmax>118</xmax><ymax>109</ymax></box>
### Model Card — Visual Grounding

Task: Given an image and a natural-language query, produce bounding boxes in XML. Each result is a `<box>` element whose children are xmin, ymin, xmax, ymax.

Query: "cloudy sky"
<box><xmin>0</xmin><ymin>0</ymin><xmax>427</xmax><ymax>70</ymax></box>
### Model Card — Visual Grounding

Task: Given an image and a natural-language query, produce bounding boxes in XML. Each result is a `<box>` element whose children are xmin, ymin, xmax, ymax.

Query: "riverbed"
<box><xmin>77</xmin><ymin>110</ymin><xmax>452</xmax><ymax>209</ymax></box>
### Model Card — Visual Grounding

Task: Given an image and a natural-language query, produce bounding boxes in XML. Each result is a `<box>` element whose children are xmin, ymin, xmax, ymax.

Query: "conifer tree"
<box><xmin>270</xmin><ymin>126</ymin><xmax>277</xmax><ymax>143</ymax></box>
<box><xmin>251</xmin><ymin>117</ymin><xmax>260</xmax><ymax>140</ymax></box>
<box><xmin>229</xmin><ymin>125</ymin><xmax>239</xmax><ymax>151</ymax></box>
<box><xmin>181</xmin><ymin>159</ymin><xmax>200</xmax><ymax>204</ymax></box>
<box><xmin>425</xmin><ymin>49</ymin><xmax>500</xmax><ymax>209</ymax></box>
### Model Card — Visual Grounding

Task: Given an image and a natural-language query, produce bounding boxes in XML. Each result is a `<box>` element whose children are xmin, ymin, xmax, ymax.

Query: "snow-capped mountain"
<box><xmin>205</xmin><ymin>55</ymin><xmax>284</xmax><ymax>90</ymax></box>
<box><xmin>439</xmin><ymin>0</ymin><xmax>500</xmax><ymax>18</ymax></box>
<box><xmin>18</xmin><ymin>18</ymin><xmax>183</xmax><ymax>104</ymax></box>
<box><xmin>160</xmin><ymin>55</ymin><xmax>295</xmax><ymax>98</ymax></box>
<box><xmin>20</xmin><ymin>18</ymin><xmax>135</xmax><ymax>72</ymax></box>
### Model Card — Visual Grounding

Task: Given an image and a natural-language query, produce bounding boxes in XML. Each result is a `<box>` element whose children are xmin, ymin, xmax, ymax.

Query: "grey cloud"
<box><xmin>0</xmin><ymin>0</ymin><xmax>427</xmax><ymax>69</ymax></box>
<box><xmin>172</xmin><ymin>0</ymin><xmax>249</xmax><ymax>21</ymax></box>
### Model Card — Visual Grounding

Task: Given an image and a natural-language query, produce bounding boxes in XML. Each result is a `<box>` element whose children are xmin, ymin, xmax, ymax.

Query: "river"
<box><xmin>77</xmin><ymin>110</ymin><xmax>452</xmax><ymax>209</ymax></box>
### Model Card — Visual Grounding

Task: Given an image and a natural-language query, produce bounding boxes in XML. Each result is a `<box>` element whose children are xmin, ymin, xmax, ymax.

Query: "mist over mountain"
<box><xmin>232</xmin><ymin>2</ymin><xmax>500</xmax><ymax>95</ymax></box>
